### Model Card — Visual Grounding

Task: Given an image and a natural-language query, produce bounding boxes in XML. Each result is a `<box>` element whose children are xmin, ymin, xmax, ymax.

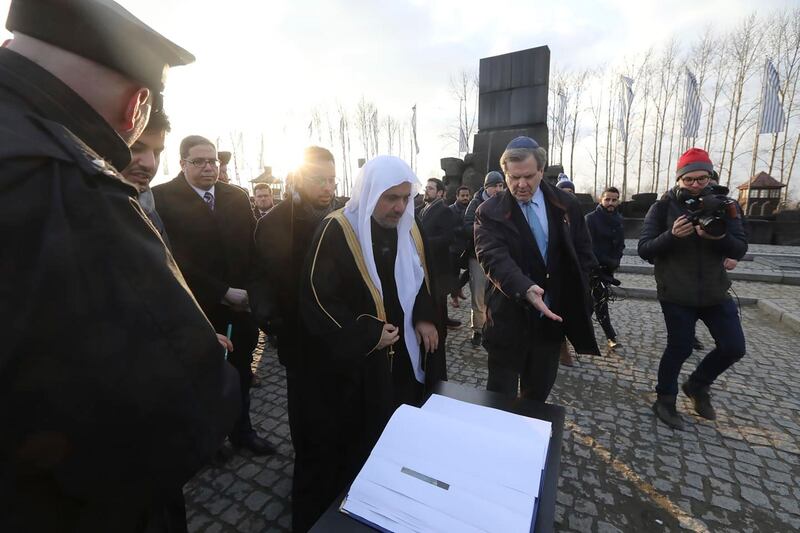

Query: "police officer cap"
<box><xmin>6</xmin><ymin>0</ymin><xmax>195</xmax><ymax>94</ymax></box>
<box><xmin>505</xmin><ymin>136</ymin><xmax>540</xmax><ymax>150</ymax></box>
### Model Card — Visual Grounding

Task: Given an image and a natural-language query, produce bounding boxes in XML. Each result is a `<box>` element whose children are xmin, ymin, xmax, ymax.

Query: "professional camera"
<box><xmin>676</xmin><ymin>187</ymin><xmax>739</xmax><ymax>237</ymax></box>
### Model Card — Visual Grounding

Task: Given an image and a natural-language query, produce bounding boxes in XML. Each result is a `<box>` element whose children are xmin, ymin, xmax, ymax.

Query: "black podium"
<box><xmin>310</xmin><ymin>381</ymin><xmax>565</xmax><ymax>533</ymax></box>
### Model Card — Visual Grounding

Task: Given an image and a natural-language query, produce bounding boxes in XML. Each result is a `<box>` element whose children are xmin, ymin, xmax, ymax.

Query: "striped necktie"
<box><xmin>203</xmin><ymin>191</ymin><xmax>215</xmax><ymax>211</ymax></box>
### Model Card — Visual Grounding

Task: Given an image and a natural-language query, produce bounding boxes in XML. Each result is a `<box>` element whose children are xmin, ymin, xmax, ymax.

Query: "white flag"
<box><xmin>682</xmin><ymin>68</ymin><xmax>702</xmax><ymax>138</ymax></box>
<box><xmin>617</xmin><ymin>75</ymin><xmax>634</xmax><ymax>143</ymax></box>
<box><xmin>759</xmin><ymin>59</ymin><xmax>786</xmax><ymax>134</ymax></box>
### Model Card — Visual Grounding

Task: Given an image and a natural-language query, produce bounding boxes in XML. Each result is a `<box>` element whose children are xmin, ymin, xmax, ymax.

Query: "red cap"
<box><xmin>676</xmin><ymin>148</ymin><xmax>714</xmax><ymax>179</ymax></box>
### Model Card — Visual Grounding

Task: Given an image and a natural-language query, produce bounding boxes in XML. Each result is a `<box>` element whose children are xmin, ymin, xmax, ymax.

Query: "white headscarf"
<box><xmin>344</xmin><ymin>156</ymin><xmax>426</xmax><ymax>383</ymax></box>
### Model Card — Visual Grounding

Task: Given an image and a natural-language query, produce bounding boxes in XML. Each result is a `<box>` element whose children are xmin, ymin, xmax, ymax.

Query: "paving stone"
<box><xmin>243</xmin><ymin>491</ymin><xmax>269</xmax><ymax>513</ymax></box>
<box><xmin>711</xmin><ymin>494</ymin><xmax>742</xmax><ymax>513</ymax></box>
<box><xmin>739</xmin><ymin>486</ymin><xmax>770</xmax><ymax>508</ymax></box>
<box><xmin>219</xmin><ymin>502</ymin><xmax>247</xmax><ymax>527</ymax></box>
<box><xmin>263</xmin><ymin>501</ymin><xmax>284</xmax><ymax>522</ymax></box>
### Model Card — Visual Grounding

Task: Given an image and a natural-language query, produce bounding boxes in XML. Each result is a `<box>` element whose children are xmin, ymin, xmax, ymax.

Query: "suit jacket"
<box><xmin>475</xmin><ymin>185</ymin><xmax>599</xmax><ymax>370</ymax></box>
<box><xmin>152</xmin><ymin>175</ymin><xmax>257</xmax><ymax>317</ymax></box>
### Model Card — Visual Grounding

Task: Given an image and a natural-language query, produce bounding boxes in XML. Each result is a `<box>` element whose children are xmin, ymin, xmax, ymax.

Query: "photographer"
<box><xmin>638</xmin><ymin>148</ymin><xmax>747</xmax><ymax>430</ymax></box>
<box><xmin>586</xmin><ymin>187</ymin><xmax>625</xmax><ymax>349</ymax></box>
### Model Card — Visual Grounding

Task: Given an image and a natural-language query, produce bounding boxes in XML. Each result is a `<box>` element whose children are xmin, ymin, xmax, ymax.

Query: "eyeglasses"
<box><xmin>680</xmin><ymin>175</ymin><xmax>711</xmax><ymax>185</ymax></box>
<box><xmin>183</xmin><ymin>158</ymin><xmax>219</xmax><ymax>168</ymax></box>
<box><xmin>307</xmin><ymin>175</ymin><xmax>337</xmax><ymax>187</ymax></box>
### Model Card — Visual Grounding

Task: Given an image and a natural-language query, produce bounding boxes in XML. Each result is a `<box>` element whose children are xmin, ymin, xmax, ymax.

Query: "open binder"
<box><xmin>340</xmin><ymin>394</ymin><xmax>552</xmax><ymax>532</ymax></box>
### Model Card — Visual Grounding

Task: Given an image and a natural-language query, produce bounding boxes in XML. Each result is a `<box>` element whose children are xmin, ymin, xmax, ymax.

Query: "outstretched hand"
<box><xmin>525</xmin><ymin>284</ymin><xmax>562</xmax><ymax>322</ymax></box>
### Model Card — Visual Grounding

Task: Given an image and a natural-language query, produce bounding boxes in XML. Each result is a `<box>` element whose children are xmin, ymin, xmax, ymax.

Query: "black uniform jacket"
<box><xmin>152</xmin><ymin>175</ymin><xmax>256</xmax><ymax>318</ymax></box>
<box><xmin>475</xmin><ymin>185</ymin><xmax>600</xmax><ymax>370</ymax></box>
<box><xmin>0</xmin><ymin>48</ymin><xmax>239</xmax><ymax>532</ymax></box>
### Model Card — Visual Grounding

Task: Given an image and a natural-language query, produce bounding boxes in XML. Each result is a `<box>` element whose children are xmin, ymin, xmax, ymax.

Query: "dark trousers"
<box><xmin>211</xmin><ymin>310</ymin><xmax>259</xmax><ymax>442</ymax></box>
<box><xmin>656</xmin><ymin>299</ymin><xmax>746</xmax><ymax>395</ymax></box>
<box><xmin>486</xmin><ymin>338</ymin><xmax>562</xmax><ymax>402</ymax></box>
<box><xmin>592</xmin><ymin>283</ymin><xmax>617</xmax><ymax>340</ymax></box>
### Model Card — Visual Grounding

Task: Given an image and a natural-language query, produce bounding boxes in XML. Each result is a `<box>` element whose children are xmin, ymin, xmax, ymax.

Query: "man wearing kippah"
<box><xmin>639</xmin><ymin>148</ymin><xmax>748</xmax><ymax>430</ymax></box>
<box><xmin>474</xmin><ymin>137</ymin><xmax>599</xmax><ymax>402</ymax></box>
<box><xmin>0</xmin><ymin>0</ymin><xmax>239</xmax><ymax>530</ymax></box>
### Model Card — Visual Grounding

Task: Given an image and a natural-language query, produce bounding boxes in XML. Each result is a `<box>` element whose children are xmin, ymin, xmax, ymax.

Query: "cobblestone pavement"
<box><xmin>185</xmin><ymin>293</ymin><xmax>800</xmax><ymax>532</ymax></box>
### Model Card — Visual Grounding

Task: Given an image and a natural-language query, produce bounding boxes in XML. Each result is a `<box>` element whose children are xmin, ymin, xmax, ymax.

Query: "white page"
<box><xmin>347</xmin><ymin>454</ymin><xmax>533</xmax><ymax>533</ymax></box>
<box><xmin>342</xmin><ymin>405</ymin><xmax>548</xmax><ymax>533</ymax></box>
<box><xmin>422</xmin><ymin>394</ymin><xmax>552</xmax><ymax>465</ymax></box>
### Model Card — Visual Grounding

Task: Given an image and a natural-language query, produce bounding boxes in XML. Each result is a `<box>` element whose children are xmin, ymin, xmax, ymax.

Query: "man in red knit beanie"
<box><xmin>638</xmin><ymin>148</ymin><xmax>748</xmax><ymax>430</ymax></box>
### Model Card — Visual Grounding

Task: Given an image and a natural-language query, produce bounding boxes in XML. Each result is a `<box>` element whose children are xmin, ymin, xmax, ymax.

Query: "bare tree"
<box><xmin>383</xmin><ymin>115</ymin><xmax>399</xmax><ymax>155</ymax></box>
<box><xmin>722</xmin><ymin>14</ymin><xmax>764</xmax><ymax>187</ymax></box>
<box><xmin>587</xmin><ymin>68</ymin><xmax>605</xmax><ymax>197</ymax></box>
<box><xmin>650</xmin><ymin>39</ymin><xmax>680</xmax><ymax>194</ymax></box>
<box><xmin>636</xmin><ymin>50</ymin><xmax>654</xmax><ymax>193</ymax></box>
<box><xmin>355</xmin><ymin>97</ymin><xmax>376</xmax><ymax>161</ymax></box>
<box><xmin>445</xmin><ymin>69</ymin><xmax>479</xmax><ymax>153</ymax></box>
<box><xmin>780</xmin><ymin>9</ymin><xmax>800</xmax><ymax>201</ymax></box>
<box><xmin>703</xmin><ymin>34</ymin><xmax>731</xmax><ymax>156</ymax></box>
<box><xmin>567</xmin><ymin>69</ymin><xmax>590</xmax><ymax>175</ymax></box>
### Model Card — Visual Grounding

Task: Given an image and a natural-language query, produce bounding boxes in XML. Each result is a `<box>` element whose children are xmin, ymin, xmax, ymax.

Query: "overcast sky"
<box><xmin>1</xmin><ymin>0</ymin><xmax>796</xmax><ymax>192</ymax></box>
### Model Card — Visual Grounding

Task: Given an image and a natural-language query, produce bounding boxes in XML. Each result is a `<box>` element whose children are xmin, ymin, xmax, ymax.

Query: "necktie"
<box><xmin>525</xmin><ymin>202</ymin><xmax>547</xmax><ymax>263</ymax></box>
<box><xmin>203</xmin><ymin>191</ymin><xmax>215</xmax><ymax>211</ymax></box>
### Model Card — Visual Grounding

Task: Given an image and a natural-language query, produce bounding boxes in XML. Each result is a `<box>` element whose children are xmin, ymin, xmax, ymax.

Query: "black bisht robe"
<box><xmin>294</xmin><ymin>210</ymin><xmax>445</xmax><ymax>530</ymax></box>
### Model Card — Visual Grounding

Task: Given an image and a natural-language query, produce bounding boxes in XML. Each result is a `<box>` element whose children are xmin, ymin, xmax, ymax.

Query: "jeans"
<box><xmin>468</xmin><ymin>257</ymin><xmax>487</xmax><ymax>331</ymax></box>
<box><xmin>656</xmin><ymin>299</ymin><xmax>746</xmax><ymax>395</ymax></box>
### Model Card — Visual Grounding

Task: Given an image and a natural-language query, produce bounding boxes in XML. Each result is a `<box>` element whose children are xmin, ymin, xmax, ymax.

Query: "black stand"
<box><xmin>310</xmin><ymin>381</ymin><xmax>565</xmax><ymax>533</ymax></box>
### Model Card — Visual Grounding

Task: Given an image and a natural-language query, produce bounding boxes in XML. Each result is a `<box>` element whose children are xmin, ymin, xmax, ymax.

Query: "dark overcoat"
<box><xmin>0</xmin><ymin>48</ymin><xmax>239</xmax><ymax>533</ymax></box>
<box><xmin>475</xmin><ymin>184</ymin><xmax>600</xmax><ymax>372</ymax></box>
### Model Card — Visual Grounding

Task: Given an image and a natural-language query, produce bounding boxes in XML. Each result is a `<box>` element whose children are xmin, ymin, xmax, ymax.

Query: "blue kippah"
<box><xmin>505</xmin><ymin>136</ymin><xmax>540</xmax><ymax>150</ymax></box>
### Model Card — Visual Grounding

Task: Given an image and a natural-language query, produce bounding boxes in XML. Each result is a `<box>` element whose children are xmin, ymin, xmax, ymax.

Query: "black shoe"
<box><xmin>652</xmin><ymin>394</ymin><xmax>684</xmax><ymax>430</ymax></box>
<box><xmin>212</xmin><ymin>445</ymin><xmax>234</xmax><ymax>466</ymax></box>
<box><xmin>232</xmin><ymin>434</ymin><xmax>277</xmax><ymax>456</ymax></box>
<box><xmin>470</xmin><ymin>331</ymin><xmax>482</xmax><ymax>346</ymax></box>
<box><xmin>446</xmin><ymin>318</ymin><xmax>461</xmax><ymax>329</ymax></box>
<box><xmin>692</xmin><ymin>336</ymin><xmax>704</xmax><ymax>351</ymax></box>
<box><xmin>682</xmin><ymin>380</ymin><xmax>717</xmax><ymax>420</ymax></box>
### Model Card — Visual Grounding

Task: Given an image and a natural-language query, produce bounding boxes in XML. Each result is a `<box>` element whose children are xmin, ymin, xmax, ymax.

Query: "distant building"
<box><xmin>736</xmin><ymin>172</ymin><xmax>786</xmax><ymax>216</ymax></box>
<box><xmin>250</xmin><ymin>166</ymin><xmax>284</xmax><ymax>198</ymax></box>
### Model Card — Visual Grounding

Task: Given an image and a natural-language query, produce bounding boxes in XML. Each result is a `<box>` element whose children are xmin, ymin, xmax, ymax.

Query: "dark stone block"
<box><xmin>462</xmin><ymin>167</ymin><xmax>483</xmax><ymax>194</ymax></box>
<box><xmin>631</xmin><ymin>193</ymin><xmax>657</xmax><ymax>204</ymax></box>
<box><xmin>510</xmin><ymin>46</ymin><xmax>550</xmax><ymax>88</ymax></box>
<box><xmin>479</xmin><ymin>53</ymin><xmax>512</xmax><ymax>93</ymax></box>
<box><xmin>479</xmin><ymin>91</ymin><xmax>511</xmax><ymax>131</ymax></box>
<box><xmin>622</xmin><ymin>218</ymin><xmax>645</xmax><ymax>240</ymax></box>
<box><xmin>746</xmin><ymin>219</ymin><xmax>774</xmax><ymax>244</ymax></box>
<box><xmin>509</xmin><ymin>86</ymin><xmax>548</xmax><ymax>126</ymax></box>
<box><xmin>776</xmin><ymin>209</ymin><xmax>800</xmax><ymax>221</ymax></box>
<box><xmin>774</xmin><ymin>221</ymin><xmax>800</xmax><ymax>245</ymax></box>
<box><xmin>472</xmin><ymin>125</ymin><xmax>549</xmax><ymax>178</ymax></box>
<box><xmin>440</xmin><ymin>157</ymin><xmax>465</xmax><ymax>177</ymax></box>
